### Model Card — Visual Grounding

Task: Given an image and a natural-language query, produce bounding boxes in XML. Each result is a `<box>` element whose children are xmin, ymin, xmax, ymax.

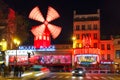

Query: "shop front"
<box><xmin>74</xmin><ymin>54</ymin><xmax>99</xmax><ymax>69</ymax></box>
<box><xmin>100</xmin><ymin>60</ymin><xmax>114</xmax><ymax>71</ymax></box>
<box><xmin>33</xmin><ymin>51</ymin><xmax>72</xmax><ymax>72</ymax></box>
<box><xmin>5</xmin><ymin>49</ymin><xmax>73</xmax><ymax>72</ymax></box>
<box><xmin>73</xmin><ymin>48</ymin><xmax>100</xmax><ymax>70</ymax></box>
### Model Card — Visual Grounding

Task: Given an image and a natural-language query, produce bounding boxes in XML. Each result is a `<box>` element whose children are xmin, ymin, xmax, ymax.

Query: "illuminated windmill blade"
<box><xmin>48</xmin><ymin>24</ymin><xmax>62</xmax><ymax>39</ymax></box>
<box><xmin>29</xmin><ymin>6</ymin><xmax>45</xmax><ymax>22</ymax></box>
<box><xmin>46</xmin><ymin>6</ymin><xmax>60</xmax><ymax>22</ymax></box>
<box><xmin>31</xmin><ymin>24</ymin><xmax>46</xmax><ymax>36</ymax></box>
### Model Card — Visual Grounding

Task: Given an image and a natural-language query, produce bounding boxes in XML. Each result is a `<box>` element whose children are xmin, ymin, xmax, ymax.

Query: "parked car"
<box><xmin>72</xmin><ymin>67</ymin><xmax>86</xmax><ymax>76</ymax></box>
<box><xmin>21</xmin><ymin>65</ymin><xmax>50</xmax><ymax>80</ymax></box>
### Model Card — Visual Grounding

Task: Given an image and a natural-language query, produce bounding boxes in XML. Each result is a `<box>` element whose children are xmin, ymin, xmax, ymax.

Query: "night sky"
<box><xmin>3</xmin><ymin>0</ymin><xmax>120</xmax><ymax>44</ymax></box>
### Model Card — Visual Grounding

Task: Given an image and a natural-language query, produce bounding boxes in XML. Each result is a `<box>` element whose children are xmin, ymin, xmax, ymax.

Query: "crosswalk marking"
<box><xmin>108</xmin><ymin>77</ymin><xmax>114</xmax><ymax>80</ymax></box>
<box><xmin>51</xmin><ymin>76</ymin><xmax>56</xmax><ymax>78</ymax></box>
<box><xmin>86</xmin><ymin>76</ymin><xmax>91</xmax><ymax>79</ymax></box>
<box><xmin>58</xmin><ymin>76</ymin><xmax>63</xmax><ymax>78</ymax></box>
<box><xmin>50</xmin><ymin>75</ymin><xmax>119</xmax><ymax>80</ymax></box>
<box><xmin>101</xmin><ymin>77</ymin><xmax>107</xmax><ymax>80</ymax></box>
<box><xmin>65</xmin><ymin>76</ymin><xmax>70</xmax><ymax>78</ymax></box>
<box><xmin>93</xmin><ymin>76</ymin><xmax>99</xmax><ymax>79</ymax></box>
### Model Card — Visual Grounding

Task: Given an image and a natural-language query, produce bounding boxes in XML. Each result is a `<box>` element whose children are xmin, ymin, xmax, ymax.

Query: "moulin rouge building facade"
<box><xmin>73</xmin><ymin>10</ymin><xmax>114</xmax><ymax>70</ymax></box>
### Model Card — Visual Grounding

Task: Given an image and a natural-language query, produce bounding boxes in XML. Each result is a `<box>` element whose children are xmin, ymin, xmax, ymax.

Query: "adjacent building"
<box><xmin>113</xmin><ymin>37</ymin><xmax>120</xmax><ymax>70</ymax></box>
<box><xmin>73</xmin><ymin>9</ymin><xmax>114</xmax><ymax>70</ymax></box>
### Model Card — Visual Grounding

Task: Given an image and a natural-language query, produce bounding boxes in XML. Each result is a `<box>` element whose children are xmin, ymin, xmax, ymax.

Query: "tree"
<box><xmin>15</xmin><ymin>14</ymin><xmax>30</xmax><ymax>45</ymax></box>
<box><xmin>0</xmin><ymin>0</ymin><xmax>30</xmax><ymax>48</ymax></box>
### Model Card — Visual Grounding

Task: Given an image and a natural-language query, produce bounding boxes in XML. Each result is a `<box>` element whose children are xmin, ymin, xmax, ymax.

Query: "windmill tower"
<box><xmin>29</xmin><ymin>6</ymin><xmax>61</xmax><ymax>48</ymax></box>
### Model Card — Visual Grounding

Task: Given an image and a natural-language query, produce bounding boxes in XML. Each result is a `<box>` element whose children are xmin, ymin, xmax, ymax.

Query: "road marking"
<box><xmin>108</xmin><ymin>77</ymin><xmax>114</xmax><ymax>80</ymax></box>
<box><xmin>65</xmin><ymin>76</ymin><xmax>70</xmax><ymax>78</ymax></box>
<box><xmin>51</xmin><ymin>76</ymin><xmax>56</xmax><ymax>78</ymax></box>
<box><xmin>93</xmin><ymin>76</ymin><xmax>99</xmax><ymax>79</ymax></box>
<box><xmin>86</xmin><ymin>76</ymin><xmax>91</xmax><ymax>79</ymax></box>
<box><xmin>101</xmin><ymin>77</ymin><xmax>107</xmax><ymax>80</ymax></box>
<box><xmin>58</xmin><ymin>76</ymin><xmax>63</xmax><ymax>78</ymax></box>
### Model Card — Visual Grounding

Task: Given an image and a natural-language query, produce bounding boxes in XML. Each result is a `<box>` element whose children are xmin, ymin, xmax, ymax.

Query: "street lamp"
<box><xmin>72</xmin><ymin>36</ymin><xmax>76</xmax><ymax>48</ymax></box>
<box><xmin>0</xmin><ymin>39</ymin><xmax>7</xmax><ymax>51</ymax></box>
<box><xmin>72</xmin><ymin>36</ymin><xmax>76</xmax><ymax>68</ymax></box>
<box><xmin>13</xmin><ymin>38</ymin><xmax>20</xmax><ymax>47</ymax></box>
<box><xmin>27</xmin><ymin>51</ymin><xmax>34</xmax><ymax>65</ymax></box>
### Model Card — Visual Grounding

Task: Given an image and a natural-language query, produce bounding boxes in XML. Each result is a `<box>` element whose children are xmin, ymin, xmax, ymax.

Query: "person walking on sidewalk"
<box><xmin>4</xmin><ymin>65</ymin><xmax>9</xmax><ymax>77</ymax></box>
<box><xmin>18</xmin><ymin>65</ymin><xmax>24</xmax><ymax>77</ymax></box>
<box><xmin>14</xmin><ymin>65</ymin><xmax>19</xmax><ymax>77</ymax></box>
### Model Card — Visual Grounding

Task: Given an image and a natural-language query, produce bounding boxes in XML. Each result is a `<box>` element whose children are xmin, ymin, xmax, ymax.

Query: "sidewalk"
<box><xmin>0</xmin><ymin>76</ymin><xmax>22</xmax><ymax>80</ymax></box>
<box><xmin>0</xmin><ymin>71</ymin><xmax>23</xmax><ymax>80</ymax></box>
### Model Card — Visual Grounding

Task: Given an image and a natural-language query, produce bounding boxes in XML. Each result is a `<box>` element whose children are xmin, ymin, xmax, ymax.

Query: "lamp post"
<box><xmin>72</xmin><ymin>36</ymin><xmax>76</xmax><ymax>68</ymax></box>
<box><xmin>27</xmin><ymin>51</ymin><xmax>34</xmax><ymax>65</ymax></box>
<box><xmin>0</xmin><ymin>39</ymin><xmax>7</xmax><ymax>51</ymax></box>
<box><xmin>13</xmin><ymin>38</ymin><xmax>20</xmax><ymax>65</ymax></box>
<box><xmin>72</xmin><ymin>36</ymin><xmax>76</xmax><ymax>48</ymax></box>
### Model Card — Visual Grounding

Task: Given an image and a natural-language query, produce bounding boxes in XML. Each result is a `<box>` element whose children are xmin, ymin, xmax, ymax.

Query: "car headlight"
<box><xmin>72</xmin><ymin>71</ymin><xmax>75</xmax><ymax>73</ymax></box>
<box><xmin>79</xmin><ymin>71</ymin><xmax>83</xmax><ymax>74</ymax></box>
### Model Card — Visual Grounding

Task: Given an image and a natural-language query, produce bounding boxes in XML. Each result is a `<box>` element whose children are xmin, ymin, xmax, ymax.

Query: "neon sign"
<box><xmin>75</xmin><ymin>54</ymin><xmax>99</xmax><ymax>64</ymax></box>
<box><xmin>18</xmin><ymin>45</ymin><xmax>56</xmax><ymax>51</ymax></box>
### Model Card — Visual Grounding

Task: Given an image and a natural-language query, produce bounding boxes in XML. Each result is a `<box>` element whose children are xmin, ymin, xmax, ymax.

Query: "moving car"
<box><xmin>72</xmin><ymin>67</ymin><xmax>86</xmax><ymax>76</ymax></box>
<box><xmin>21</xmin><ymin>65</ymin><xmax>50</xmax><ymax>80</ymax></box>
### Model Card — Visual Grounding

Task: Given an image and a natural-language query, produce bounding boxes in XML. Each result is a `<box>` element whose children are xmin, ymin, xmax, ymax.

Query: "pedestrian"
<box><xmin>4</xmin><ymin>65</ymin><xmax>9</xmax><ymax>77</ymax></box>
<box><xmin>14</xmin><ymin>65</ymin><xmax>19</xmax><ymax>77</ymax></box>
<box><xmin>18</xmin><ymin>66</ymin><xmax>24</xmax><ymax>77</ymax></box>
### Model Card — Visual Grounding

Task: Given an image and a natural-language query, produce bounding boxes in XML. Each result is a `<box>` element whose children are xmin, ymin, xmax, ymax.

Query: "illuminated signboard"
<box><xmin>18</xmin><ymin>45</ymin><xmax>56</xmax><ymax>51</ymax></box>
<box><xmin>75</xmin><ymin>54</ymin><xmax>99</xmax><ymax>64</ymax></box>
<box><xmin>34</xmin><ymin>55</ymin><xmax>71</xmax><ymax>64</ymax></box>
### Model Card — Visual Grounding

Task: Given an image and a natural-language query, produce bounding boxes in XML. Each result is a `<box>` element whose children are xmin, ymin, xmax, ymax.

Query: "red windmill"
<box><xmin>29</xmin><ymin>6</ymin><xmax>62</xmax><ymax>48</ymax></box>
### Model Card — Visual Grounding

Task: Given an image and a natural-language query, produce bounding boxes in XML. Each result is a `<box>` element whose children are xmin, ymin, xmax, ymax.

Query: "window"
<box><xmin>116</xmin><ymin>50</ymin><xmax>120</xmax><ymax>59</ymax></box>
<box><xmin>94</xmin><ymin>43</ymin><xmax>97</xmax><ymax>48</ymax></box>
<box><xmin>82</xmin><ymin>25</ymin><xmax>85</xmax><ymax>30</ymax></box>
<box><xmin>88</xmin><ymin>24</ymin><xmax>91</xmax><ymax>30</ymax></box>
<box><xmin>82</xmin><ymin>34</ymin><xmax>85</xmax><ymax>39</ymax></box>
<box><xmin>118</xmin><ymin>41</ymin><xmax>120</xmax><ymax>44</ymax></box>
<box><xmin>101</xmin><ymin>44</ymin><xmax>105</xmax><ymax>50</ymax></box>
<box><xmin>107</xmin><ymin>44</ymin><xmax>111</xmax><ymax>50</ymax></box>
<box><xmin>76</xmin><ymin>25</ymin><xmax>80</xmax><ymax>30</ymax></box>
<box><xmin>76</xmin><ymin>34</ymin><xmax>80</xmax><ymax>39</ymax></box>
<box><xmin>93</xmin><ymin>24</ymin><xmax>98</xmax><ymax>30</ymax></box>
<box><xmin>93</xmin><ymin>33</ymin><xmax>97</xmax><ymax>39</ymax></box>
<box><xmin>76</xmin><ymin>43</ymin><xmax>79</xmax><ymax>48</ymax></box>
<box><xmin>86</xmin><ymin>33</ymin><xmax>89</xmax><ymax>37</ymax></box>
<box><xmin>107</xmin><ymin>54</ymin><xmax>110</xmax><ymax>60</ymax></box>
<box><xmin>101</xmin><ymin>54</ymin><xmax>105</xmax><ymax>60</ymax></box>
